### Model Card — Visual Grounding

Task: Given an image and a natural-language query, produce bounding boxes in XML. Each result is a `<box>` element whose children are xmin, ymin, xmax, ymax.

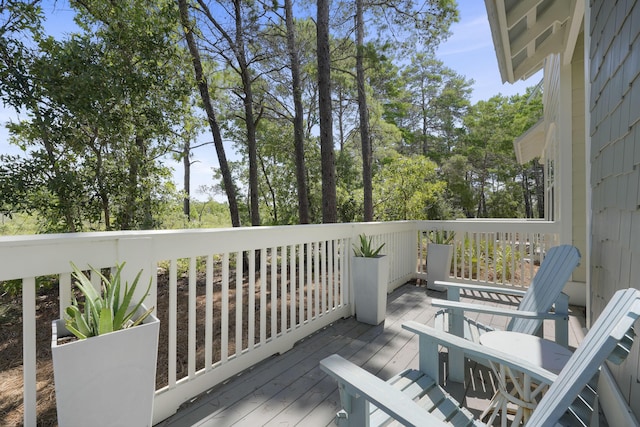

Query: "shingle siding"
<box><xmin>589</xmin><ymin>0</ymin><xmax>640</xmax><ymax>415</ymax></box>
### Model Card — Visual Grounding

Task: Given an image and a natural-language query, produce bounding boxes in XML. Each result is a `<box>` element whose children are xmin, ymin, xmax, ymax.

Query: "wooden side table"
<box><xmin>478</xmin><ymin>330</ymin><xmax>573</xmax><ymax>426</ymax></box>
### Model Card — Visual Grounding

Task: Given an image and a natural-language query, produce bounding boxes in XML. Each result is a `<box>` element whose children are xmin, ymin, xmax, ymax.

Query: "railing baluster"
<box><xmin>260</xmin><ymin>248</ymin><xmax>267</xmax><ymax>344</ymax></box>
<box><xmin>321</xmin><ymin>240</ymin><xmax>327</xmax><ymax>315</ymax></box>
<box><xmin>59</xmin><ymin>272</ymin><xmax>71</xmax><ymax>318</ymax></box>
<box><xmin>221</xmin><ymin>253</ymin><xmax>229</xmax><ymax>362</ymax></box>
<box><xmin>306</xmin><ymin>243</ymin><xmax>312</xmax><ymax>323</ymax></box>
<box><xmin>289</xmin><ymin>244</ymin><xmax>296</xmax><ymax>329</ymax></box>
<box><xmin>271</xmin><ymin>247</ymin><xmax>277</xmax><ymax>339</ymax></box>
<box><xmin>314</xmin><ymin>241</ymin><xmax>320</xmax><ymax>318</ymax></box>
<box><xmin>90</xmin><ymin>268</ymin><xmax>101</xmax><ymax>293</ymax></box>
<box><xmin>236</xmin><ymin>251</ymin><xmax>243</xmax><ymax>355</ymax></box>
<box><xmin>248</xmin><ymin>249</ymin><xmax>256</xmax><ymax>350</ymax></box>
<box><xmin>281</xmin><ymin>246</ymin><xmax>287</xmax><ymax>333</ymax></box>
<box><xmin>168</xmin><ymin>259</ymin><xmax>177</xmax><ymax>387</ymax></box>
<box><xmin>205</xmin><ymin>254</ymin><xmax>213</xmax><ymax>370</ymax></box>
<box><xmin>188</xmin><ymin>257</ymin><xmax>197</xmax><ymax>377</ymax></box>
<box><xmin>22</xmin><ymin>277</ymin><xmax>36</xmax><ymax>427</ymax></box>
<box><xmin>332</xmin><ymin>239</ymin><xmax>337</xmax><ymax>308</ymax></box>
<box><xmin>299</xmin><ymin>243</ymin><xmax>304</xmax><ymax>325</ymax></box>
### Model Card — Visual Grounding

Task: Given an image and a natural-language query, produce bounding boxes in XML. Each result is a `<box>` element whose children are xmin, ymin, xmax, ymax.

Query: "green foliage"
<box><xmin>494</xmin><ymin>244</ymin><xmax>520</xmax><ymax>281</ymax></box>
<box><xmin>452</xmin><ymin>237</ymin><xmax>522</xmax><ymax>281</ymax></box>
<box><xmin>0</xmin><ymin>275</ymin><xmax>59</xmax><ymax>298</ymax></box>
<box><xmin>1</xmin><ymin>0</ymin><xmax>195</xmax><ymax>232</ymax></box>
<box><xmin>428</xmin><ymin>230</ymin><xmax>455</xmax><ymax>245</ymax></box>
<box><xmin>460</xmin><ymin>92</ymin><xmax>544</xmax><ymax>218</ymax></box>
<box><xmin>373</xmin><ymin>155</ymin><xmax>448</xmax><ymax>220</ymax></box>
<box><xmin>487</xmin><ymin>182</ymin><xmax>525</xmax><ymax>218</ymax></box>
<box><xmin>352</xmin><ymin>234</ymin><xmax>385</xmax><ymax>257</ymax></box>
<box><xmin>454</xmin><ymin>236</ymin><xmax>480</xmax><ymax>278</ymax></box>
<box><xmin>64</xmin><ymin>263</ymin><xmax>153</xmax><ymax>340</ymax></box>
<box><xmin>0</xmin><ymin>0</ymin><xmax>544</xmax><ymax>228</ymax></box>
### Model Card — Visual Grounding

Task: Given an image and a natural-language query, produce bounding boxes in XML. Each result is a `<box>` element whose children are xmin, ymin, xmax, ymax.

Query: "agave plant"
<box><xmin>64</xmin><ymin>262</ymin><xmax>153</xmax><ymax>340</ymax></box>
<box><xmin>428</xmin><ymin>230</ymin><xmax>455</xmax><ymax>245</ymax></box>
<box><xmin>352</xmin><ymin>234</ymin><xmax>385</xmax><ymax>257</ymax></box>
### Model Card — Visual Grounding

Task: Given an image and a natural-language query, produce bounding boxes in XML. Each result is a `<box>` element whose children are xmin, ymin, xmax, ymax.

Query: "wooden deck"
<box><xmin>155</xmin><ymin>282</ymin><xmax>587</xmax><ymax>427</ymax></box>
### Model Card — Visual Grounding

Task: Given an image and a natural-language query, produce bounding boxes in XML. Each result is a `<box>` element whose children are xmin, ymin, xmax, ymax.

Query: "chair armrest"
<box><xmin>430</xmin><ymin>299</ymin><xmax>568</xmax><ymax>320</ymax></box>
<box><xmin>402</xmin><ymin>321</ymin><xmax>558</xmax><ymax>385</ymax></box>
<box><xmin>434</xmin><ymin>280</ymin><xmax>528</xmax><ymax>298</ymax></box>
<box><xmin>320</xmin><ymin>355</ymin><xmax>445</xmax><ymax>427</ymax></box>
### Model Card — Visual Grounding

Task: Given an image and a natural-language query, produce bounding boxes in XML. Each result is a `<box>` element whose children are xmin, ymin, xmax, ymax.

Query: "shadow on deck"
<box><xmin>155</xmin><ymin>282</ymin><xmax>587</xmax><ymax>426</ymax></box>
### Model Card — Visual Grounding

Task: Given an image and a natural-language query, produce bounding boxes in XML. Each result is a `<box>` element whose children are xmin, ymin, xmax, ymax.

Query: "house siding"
<box><xmin>589</xmin><ymin>0</ymin><xmax>640</xmax><ymax>415</ymax></box>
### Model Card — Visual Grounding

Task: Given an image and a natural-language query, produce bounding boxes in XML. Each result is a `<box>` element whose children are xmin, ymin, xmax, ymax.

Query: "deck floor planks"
<box><xmin>157</xmin><ymin>283</ymin><xmax>586</xmax><ymax>427</ymax></box>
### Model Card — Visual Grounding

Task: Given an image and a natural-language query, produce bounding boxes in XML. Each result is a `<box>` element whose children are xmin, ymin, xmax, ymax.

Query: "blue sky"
<box><xmin>0</xmin><ymin>1</ymin><xmax>541</xmax><ymax>199</ymax></box>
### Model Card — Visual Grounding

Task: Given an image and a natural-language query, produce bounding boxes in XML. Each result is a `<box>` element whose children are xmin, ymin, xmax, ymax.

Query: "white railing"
<box><xmin>416</xmin><ymin>219</ymin><xmax>562</xmax><ymax>289</ymax></box>
<box><xmin>0</xmin><ymin>219</ymin><xmax>559</xmax><ymax>425</ymax></box>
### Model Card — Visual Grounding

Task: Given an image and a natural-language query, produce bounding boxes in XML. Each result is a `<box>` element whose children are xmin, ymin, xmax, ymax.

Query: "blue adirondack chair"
<box><xmin>320</xmin><ymin>287</ymin><xmax>640</xmax><ymax>427</ymax></box>
<box><xmin>432</xmin><ymin>244</ymin><xmax>580</xmax><ymax>381</ymax></box>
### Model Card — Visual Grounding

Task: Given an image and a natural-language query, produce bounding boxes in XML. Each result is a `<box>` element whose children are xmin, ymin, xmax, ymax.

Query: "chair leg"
<box><xmin>555</xmin><ymin>293</ymin><xmax>569</xmax><ymax>347</ymax></box>
<box><xmin>448</xmin><ymin>307</ymin><xmax>465</xmax><ymax>383</ymax></box>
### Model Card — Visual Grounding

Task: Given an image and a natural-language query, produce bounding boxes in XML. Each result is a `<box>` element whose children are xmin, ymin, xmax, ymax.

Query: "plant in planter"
<box><xmin>426</xmin><ymin>230</ymin><xmax>455</xmax><ymax>291</ymax></box>
<box><xmin>351</xmin><ymin>234</ymin><xmax>389</xmax><ymax>325</ymax></box>
<box><xmin>352</xmin><ymin>233</ymin><xmax>385</xmax><ymax>257</ymax></box>
<box><xmin>52</xmin><ymin>262</ymin><xmax>160</xmax><ymax>427</ymax></box>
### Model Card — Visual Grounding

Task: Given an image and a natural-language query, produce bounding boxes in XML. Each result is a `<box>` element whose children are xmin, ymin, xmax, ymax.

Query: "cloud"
<box><xmin>438</xmin><ymin>16</ymin><xmax>493</xmax><ymax>57</ymax></box>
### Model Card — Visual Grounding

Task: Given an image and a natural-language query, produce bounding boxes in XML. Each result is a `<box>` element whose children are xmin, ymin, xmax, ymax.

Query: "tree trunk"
<box><xmin>137</xmin><ymin>135</ymin><xmax>153</xmax><ymax>230</ymax></box>
<box><xmin>521</xmin><ymin>167</ymin><xmax>532</xmax><ymax>218</ymax></box>
<box><xmin>355</xmin><ymin>0</ymin><xmax>372</xmax><ymax>221</ymax></box>
<box><xmin>259</xmin><ymin>154</ymin><xmax>278</xmax><ymax>224</ymax></box>
<box><xmin>183</xmin><ymin>141</ymin><xmax>191</xmax><ymax>219</ymax></box>
<box><xmin>178</xmin><ymin>0</ymin><xmax>241</xmax><ymax>227</ymax></box>
<box><xmin>285</xmin><ymin>0</ymin><xmax>310</xmax><ymax>224</ymax></box>
<box><xmin>533</xmin><ymin>159</ymin><xmax>545</xmax><ymax>218</ymax></box>
<box><xmin>317</xmin><ymin>0</ymin><xmax>337</xmax><ymax>223</ymax></box>
<box><xmin>233</xmin><ymin>0</ymin><xmax>260</xmax><ymax>226</ymax></box>
<box><xmin>89</xmin><ymin>140</ymin><xmax>111</xmax><ymax>230</ymax></box>
<box><xmin>121</xmin><ymin>136</ymin><xmax>140</xmax><ymax>230</ymax></box>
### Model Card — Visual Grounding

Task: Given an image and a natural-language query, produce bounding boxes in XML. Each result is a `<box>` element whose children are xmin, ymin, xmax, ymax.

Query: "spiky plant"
<box><xmin>352</xmin><ymin>234</ymin><xmax>385</xmax><ymax>257</ymax></box>
<box><xmin>64</xmin><ymin>262</ymin><xmax>153</xmax><ymax>340</ymax></box>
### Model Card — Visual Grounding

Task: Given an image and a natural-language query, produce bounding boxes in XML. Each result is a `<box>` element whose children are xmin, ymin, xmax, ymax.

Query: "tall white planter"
<box><xmin>52</xmin><ymin>307</ymin><xmax>160</xmax><ymax>427</ymax></box>
<box><xmin>427</xmin><ymin>243</ymin><xmax>453</xmax><ymax>291</ymax></box>
<box><xmin>352</xmin><ymin>255</ymin><xmax>389</xmax><ymax>325</ymax></box>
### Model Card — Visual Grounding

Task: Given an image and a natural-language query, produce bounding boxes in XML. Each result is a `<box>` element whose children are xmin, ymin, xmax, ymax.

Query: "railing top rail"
<box><xmin>0</xmin><ymin>221</ymin><xmax>417</xmax><ymax>281</ymax></box>
<box><xmin>415</xmin><ymin>219</ymin><xmax>559</xmax><ymax>234</ymax></box>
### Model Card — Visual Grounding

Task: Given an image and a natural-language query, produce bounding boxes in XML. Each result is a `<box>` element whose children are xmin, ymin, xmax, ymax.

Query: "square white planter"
<box><xmin>352</xmin><ymin>255</ymin><xmax>389</xmax><ymax>325</ymax></box>
<box><xmin>52</xmin><ymin>307</ymin><xmax>160</xmax><ymax>427</ymax></box>
<box><xmin>426</xmin><ymin>243</ymin><xmax>453</xmax><ymax>291</ymax></box>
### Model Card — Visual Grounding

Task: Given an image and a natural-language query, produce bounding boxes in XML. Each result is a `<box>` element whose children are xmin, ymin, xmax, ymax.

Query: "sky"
<box><xmin>0</xmin><ymin>0</ymin><xmax>541</xmax><ymax>200</ymax></box>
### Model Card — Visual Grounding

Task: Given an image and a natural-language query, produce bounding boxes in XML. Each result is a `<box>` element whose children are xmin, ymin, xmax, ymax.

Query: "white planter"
<box><xmin>52</xmin><ymin>307</ymin><xmax>160</xmax><ymax>427</ymax></box>
<box><xmin>352</xmin><ymin>255</ymin><xmax>389</xmax><ymax>325</ymax></box>
<box><xmin>426</xmin><ymin>243</ymin><xmax>453</xmax><ymax>291</ymax></box>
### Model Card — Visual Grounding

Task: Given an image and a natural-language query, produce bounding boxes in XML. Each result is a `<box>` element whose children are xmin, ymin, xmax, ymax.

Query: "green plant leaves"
<box><xmin>64</xmin><ymin>262</ymin><xmax>153</xmax><ymax>340</ymax></box>
<box><xmin>353</xmin><ymin>234</ymin><xmax>385</xmax><ymax>257</ymax></box>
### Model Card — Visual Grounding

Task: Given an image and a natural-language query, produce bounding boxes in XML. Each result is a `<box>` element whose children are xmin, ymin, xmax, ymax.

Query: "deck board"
<box><xmin>155</xmin><ymin>283</ymin><xmax>586</xmax><ymax>427</ymax></box>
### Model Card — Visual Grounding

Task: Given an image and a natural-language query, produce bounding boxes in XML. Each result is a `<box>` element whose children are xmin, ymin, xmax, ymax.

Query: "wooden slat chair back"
<box><xmin>507</xmin><ymin>244</ymin><xmax>581</xmax><ymax>335</ymax></box>
<box><xmin>320</xmin><ymin>288</ymin><xmax>640</xmax><ymax>427</ymax></box>
<box><xmin>432</xmin><ymin>244</ymin><xmax>580</xmax><ymax>348</ymax></box>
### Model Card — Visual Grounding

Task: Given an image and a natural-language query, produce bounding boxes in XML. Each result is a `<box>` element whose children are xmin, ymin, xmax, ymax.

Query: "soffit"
<box><xmin>484</xmin><ymin>0</ymin><xmax>581</xmax><ymax>83</ymax></box>
<box><xmin>514</xmin><ymin>118</ymin><xmax>545</xmax><ymax>164</ymax></box>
